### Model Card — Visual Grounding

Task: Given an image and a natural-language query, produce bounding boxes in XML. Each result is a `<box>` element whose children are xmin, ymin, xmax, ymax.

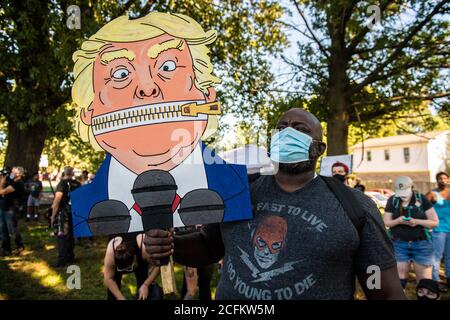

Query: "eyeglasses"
<box><xmin>116</xmin><ymin>264</ymin><xmax>134</xmax><ymax>272</ymax></box>
<box><xmin>116</xmin><ymin>257</ymin><xmax>137</xmax><ymax>272</ymax></box>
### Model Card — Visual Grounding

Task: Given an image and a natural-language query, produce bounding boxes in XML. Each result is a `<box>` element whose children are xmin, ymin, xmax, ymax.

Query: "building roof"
<box><xmin>351</xmin><ymin>130</ymin><xmax>449</xmax><ymax>149</ymax></box>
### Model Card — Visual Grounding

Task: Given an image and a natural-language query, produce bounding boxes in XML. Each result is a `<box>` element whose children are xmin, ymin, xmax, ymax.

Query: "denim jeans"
<box><xmin>2</xmin><ymin>208</ymin><xmax>23</xmax><ymax>251</ymax></box>
<box><xmin>0</xmin><ymin>202</ymin><xmax>10</xmax><ymax>251</ymax></box>
<box><xmin>393</xmin><ymin>240</ymin><xmax>434</xmax><ymax>266</ymax></box>
<box><xmin>432</xmin><ymin>231</ymin><xmax>450</xmax><ymax>281</ymax></box>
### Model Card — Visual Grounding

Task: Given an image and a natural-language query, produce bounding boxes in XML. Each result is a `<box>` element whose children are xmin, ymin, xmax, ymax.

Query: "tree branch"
<box><xmin>350</xmin><ymin>0</ymin><xmax>448</xmax><ymax>94</ymax></box>
<box><xmin>117</xmin><ymin>0</ymin><xmax>138</xmax><ymax>16</ymax></box>
<box><xmin>292</xmin><ymin>0</ymin><xmax>330</xmax><ymax>59</ymax></box>
<box><xmin>340</xmin><ymin>0</ymin><xmax>360</xmax><ymax>34</ymax></box>
<box><xmin>352</xmin><ymin>91</ymin><xmax>450</xmax><ymax>107</ymax></box>
<box><xmin>281</xmin><ymin>55</ymin><xmax>327</xmax><ymax>80</ymax></box>
<box><xmin>346</xmin><ymin>0</ymin><xmax>395</xmax><ymax>54</ymax></box>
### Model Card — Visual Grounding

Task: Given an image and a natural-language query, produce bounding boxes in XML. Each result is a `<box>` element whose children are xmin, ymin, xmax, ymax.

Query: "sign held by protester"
<box><xmin>70</xmin><ymin>12</ymin><xmax>252</xmax><ymax>237</ymax></box>
<box><xmin>319</xmin><ymin>154</ymin><xmax>353</xmax><ymax>177</ymax></box>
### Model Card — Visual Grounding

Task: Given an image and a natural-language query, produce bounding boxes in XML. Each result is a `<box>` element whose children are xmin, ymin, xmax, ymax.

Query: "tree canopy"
<box><xmin>281</xmin><ymin>0</ymin><xmax>449</xmax><ymax>155</ymax></box>
<box><xmin>0</xmin><ymin>0</ymin><xmax>286</xmax><ymax>173</ymax></box>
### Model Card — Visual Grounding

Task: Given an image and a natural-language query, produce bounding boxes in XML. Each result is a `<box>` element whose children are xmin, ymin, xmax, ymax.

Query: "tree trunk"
<box><xmin>4</xmin><ymin>120</ymin><xmax>48</xmax><ymax>176</ymax></box>
<box><xmin>326</xmin><ymin>107</ymin><xmax>350</xmax><ymax>155</ymax></box>
<box><xmin>326</xmin><ymin>53</ymin><xmax>351</xmax><ymax>155</ymax></box>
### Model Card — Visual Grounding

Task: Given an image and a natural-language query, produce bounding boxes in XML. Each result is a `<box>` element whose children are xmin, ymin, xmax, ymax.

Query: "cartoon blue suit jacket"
<box><xmin>71</xmin><ymin>142</ymin><xmax>253</xmax><ymax>237</ymax></box>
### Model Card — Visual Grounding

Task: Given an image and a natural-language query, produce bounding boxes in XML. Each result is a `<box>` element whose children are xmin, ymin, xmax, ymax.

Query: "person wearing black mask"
<box><xmin>50</xmin><ymin>167</ymin><xmax>81</xmax><ymax>267</ymax></box>
<box><xmin>144</xmin><ymin>108</ymin><xmax>406</xmax><ymax>300</ymax></box>
<box><xmin>0</xmin><ymin>166</ymin><xmax>26</xmax><ymax>255</ymax></box>
<box><xmin>103</xmin><ymin>233</ymin><xmax>163</xmax><ymax>300</ymax></box>
<box><xmin>331</xmin><ymin>161</ymin><xmax>349</xmax><ymax>185</ymax></box>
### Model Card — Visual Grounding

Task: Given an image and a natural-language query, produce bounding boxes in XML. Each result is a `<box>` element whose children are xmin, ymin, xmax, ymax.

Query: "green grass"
<box><xmin>0</xmin><ymin>219</ymin><xmax>219</xmax><ymax>300</ymax></box>
<box><xmin>0</xmin><ymin>217</ymin><xmax>448</xmax><ymax>300</ymax></box>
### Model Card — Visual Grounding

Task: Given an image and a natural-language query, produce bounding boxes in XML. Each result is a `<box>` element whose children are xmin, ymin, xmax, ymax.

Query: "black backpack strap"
<box><xmin>320</xmin><ymin>175</ymin><xmax>367</xmax><ymax>236</ymax></box>
<box><xmin>248</xmin><ymin>173</ymin><xmax>261</xmax><ymax>184</ymax></box>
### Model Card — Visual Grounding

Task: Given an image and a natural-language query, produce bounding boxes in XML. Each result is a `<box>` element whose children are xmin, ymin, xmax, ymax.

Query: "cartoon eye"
<box><xmin>272</xmin><ymin>241</ymin><xmax>282</xmax><ymax>251</ymax></box>
<box><xmin>256</xmin><ymin>236</ymin><xmax>267</xmax><ymax>248</ymax></box>
<box><xmin>160</xmin><ymin>60</ymin><xmax>176</xmax><ymax>72</ymax></box>
<box><xmin>112</xmin><ymin>68</ymin><xmax>130</xmax><ymax>80</ymax></box>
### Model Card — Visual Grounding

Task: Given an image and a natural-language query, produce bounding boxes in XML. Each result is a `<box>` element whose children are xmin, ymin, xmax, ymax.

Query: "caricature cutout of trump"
<box><xmin>70</xmin><ymin>12</ymin><xmax>252</xmax><ymax>237</ymax></box>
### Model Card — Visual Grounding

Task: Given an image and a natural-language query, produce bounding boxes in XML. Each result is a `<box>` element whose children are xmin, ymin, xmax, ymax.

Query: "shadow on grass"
<box><xmin>0</xmin><ymin>257</ymin><xmax>67</xmax><ymax>299</ymax></box>
<box><xmin>0</xmin><ymin>220</ymin><xmax>221</xmax><ymax>300</ymax></box>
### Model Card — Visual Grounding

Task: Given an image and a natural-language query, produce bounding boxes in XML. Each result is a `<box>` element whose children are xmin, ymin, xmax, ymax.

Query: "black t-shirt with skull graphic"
<box><xmin>216</xmin><ymin>175</ymin><xmax>396</xmax><ymax>300</ymax></box>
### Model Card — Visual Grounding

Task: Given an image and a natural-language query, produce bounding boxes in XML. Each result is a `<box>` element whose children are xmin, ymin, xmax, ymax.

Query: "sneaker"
<box><xmin>34</xmin><ymin>214</ymin><xmax>39</xmax><ymax>221</ymax></box>
<box><xmin>25</xmin><ymin>214</ymin><xmax>31</xmax><ymax>222</ymax></box>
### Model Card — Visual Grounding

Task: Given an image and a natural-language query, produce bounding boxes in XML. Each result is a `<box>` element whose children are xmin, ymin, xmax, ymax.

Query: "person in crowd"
<box><xmin>177</xmin><ymin>225</ymin><xmax>215</xmax><ymax>300</ymax></box>
<box><xmin>50</xmin><ymin>167</ymin><xmax>81</xmax><ymax>267</ymax></box>
<box><xmin>145</xmin><ymin>108</ymin><xmax>406</xmax><ymax>300</ymax></box>
<box><xmin>331</xmin><ymin>161</ymin><xmax>350</xmax><ymax>185</ymax></box>
<box><xmin>103</xmin><ymin>233</ymin><xmax>162</xmax><ymax>300</ymax></box>
<box><xmin>383</xmin><ymin>176</ymin><xmax>439</xmax><ymax>289</ymax></box>
<box><xmin>26</xmin><ymin>172</ymin><xmax>42</xmax><ymax>221</ymax></box>
<box><xmin>80</xmin><ymin>170</ymin><xmax>89</xmax><ymax>185</ymax></box>
<box><xmin>182</xmin><ymin>266</ymin><xmax>198</xmax><ymax>300</ymax></box>
<box><xmin>426</xmin><ymin>171</ymin><xmax>450</xmax><ymax>292</ymax></box>
<box><xmin>0</xmin><ymin>167</ymin><xmax>26</xmax><ymax>255</ymax></box>
<box><xmin>354</xmin><ymin>178</ymin><xmax>366</xmax><ymax>193</ymax></box>
<box><xmin>181</xmin><ymin>263</ymin><xmax>214</xmax><ymax>300</ymax></box>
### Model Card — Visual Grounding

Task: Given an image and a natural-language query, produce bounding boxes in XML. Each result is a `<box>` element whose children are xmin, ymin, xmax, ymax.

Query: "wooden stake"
<box><xmin>160</xmin><ymin>256</ymin><xmax>177</xmax><ymax>296</ymax></box>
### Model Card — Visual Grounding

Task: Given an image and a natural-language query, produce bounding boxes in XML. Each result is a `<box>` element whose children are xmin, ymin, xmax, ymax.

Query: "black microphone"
<box><xmin>131</xmin><ymin>170</ymin><xmax>177</xmax><ymax>265</ymax></box>
<box><xmin>87</xmin><ymin>200</ymin><xmax>131</xmax><ymax>236</ymax></box>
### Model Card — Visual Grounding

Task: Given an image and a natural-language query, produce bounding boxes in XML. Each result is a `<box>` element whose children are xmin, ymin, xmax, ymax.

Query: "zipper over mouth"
<box><xmin>92</xmin><ymin>100</ymin><xmax>215</xmax><ymax>135</ymax></box>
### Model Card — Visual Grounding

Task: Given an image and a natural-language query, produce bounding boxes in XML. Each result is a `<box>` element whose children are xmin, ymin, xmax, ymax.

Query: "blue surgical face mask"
<box><xmin>270</xmin><ymin>127</ymin><xmax>313</xmax><ymax>163</ymax></box>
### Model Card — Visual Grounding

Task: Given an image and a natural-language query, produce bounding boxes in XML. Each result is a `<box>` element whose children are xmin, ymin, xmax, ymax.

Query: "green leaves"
<box><xmin>278</xmin><ymin>0</ymin><xmax>449</xmax><ymax>153</ymax></box>
<box><xmin>1</xmin><ymin>0</ymin><xmax>286</xmax><ymax>169</ymax></box>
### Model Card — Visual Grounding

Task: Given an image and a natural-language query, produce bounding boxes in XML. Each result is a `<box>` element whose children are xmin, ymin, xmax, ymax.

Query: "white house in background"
<box><xmin>351</xmin><ymin>130</ymin><xmax>449</xmax><ymax>187</ymax></box>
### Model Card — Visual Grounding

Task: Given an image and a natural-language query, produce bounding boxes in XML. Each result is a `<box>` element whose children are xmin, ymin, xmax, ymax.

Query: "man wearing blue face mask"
<box><xmin>144</xmin><ymin>108</ymin><xmax>406</xmax><ymax>300</ymax></box>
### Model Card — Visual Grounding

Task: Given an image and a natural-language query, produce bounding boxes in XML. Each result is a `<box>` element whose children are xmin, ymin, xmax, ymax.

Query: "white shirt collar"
<box><xmin>108</xmin><ymin>142</ymin><xmax>208</xmax><ymax>210</ymax></box>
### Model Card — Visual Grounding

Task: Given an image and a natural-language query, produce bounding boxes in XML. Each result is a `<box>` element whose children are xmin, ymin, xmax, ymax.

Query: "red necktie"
<box><xmin>132</xmin><ymin>193</ymin><xmax>181</xmax><ymax>216</ymax></box>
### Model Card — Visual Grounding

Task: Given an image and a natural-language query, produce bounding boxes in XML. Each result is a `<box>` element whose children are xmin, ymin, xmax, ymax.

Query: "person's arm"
<box><xmin>408</xmin><ymin>207</ymin><xmax>439</xmax><ymax>229</ymax></box>
<box><xmin>425</xmin><ymin>191</ymin><xmax>437</xmax><ymax>204</ymax></box>
<box><xmin>144</xmin><ymin>223</ymin><xmax>225</xmax><ymax>267</ymax></box>
<box><xmin>383</xmin><ymin>211</ymin><xmax>405</xmax><ymax>228</ymax></box>
<box><xmin>38</xmin><ymin>182</ymin><xmax>43</xmax><ymax>198</ymax></box>
<box><xmin>138</xmin><ymin>266</ymin><xmax>160</xmax><ymax>300</ymax></box>
<box><xmin>103</xmin><ymin>240</ymin><xmax>126</xmax><ymax>300</ymax></box>
<box><xmin>50</xmin><ymin>191</ymin><xmax>63</xmax><ymax>227</ymax></box>
<box><xmin>0</xmin><ymin>177</ymin><xmax>14</xmax><ymax>196</ymax></box>
<box><xmin>357</xmin><ymin>266</ymin><xmax>406</xmax><ymax>300</ymax></box>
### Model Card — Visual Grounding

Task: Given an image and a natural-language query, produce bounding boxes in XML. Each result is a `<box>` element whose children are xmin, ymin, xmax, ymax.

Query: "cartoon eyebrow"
<box><xmin>147</xmin><ymin>39</ymin><xmax>184</xmax><ymax>60</ymax></box>
<box><xmin>100</xmin><ymin>49</ymin><xmax>136</xmax><ymax>65</ymax></box>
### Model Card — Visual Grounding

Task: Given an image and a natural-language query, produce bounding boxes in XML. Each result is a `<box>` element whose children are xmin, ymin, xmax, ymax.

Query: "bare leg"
<box><xmin>397</xmin><ymin>262</ymin><xmax>410</xmax><ymax>279</ymax></box>
<box><xmin>414</xmin><ymin>262</ymin><xmax>432</xmax><ymax>283</ymax></box>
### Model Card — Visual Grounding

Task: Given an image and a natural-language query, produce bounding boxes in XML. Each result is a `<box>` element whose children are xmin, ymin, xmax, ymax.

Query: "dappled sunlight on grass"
<box><xmin>18</xmin><ymin>249</ymin><xmax>33</xmax><ymax>256</ymax></box>
<box><xmin>127</xmin><ymin>283</ymin><xmax>137</xmax><ymax>296</ymax></box>
<box><xmin>44</xmin><ymin>244</ymin><xmax>55</xmax><ymax>251</ymax></box>
<box><xmin>8</xmin><ymin>261</ymin><xmax>68</xmax><ymax>294</ymax></box>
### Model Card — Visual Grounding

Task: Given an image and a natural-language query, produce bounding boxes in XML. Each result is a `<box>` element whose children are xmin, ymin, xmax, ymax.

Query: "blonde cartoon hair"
<box><xmin>72</xmin><ymin>12</ymin><xmax>221</xmax><ymax>150</ymax></box>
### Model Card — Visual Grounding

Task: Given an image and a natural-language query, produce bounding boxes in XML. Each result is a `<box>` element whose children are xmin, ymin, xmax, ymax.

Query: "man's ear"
<box><xmin>80</xmin><ymin>103</ymin><xmax>94</xmax><ymax>126</ymax></box>
<box><xmin>205</xmin><ymin>87</ymin><xmax>216</xmax><ymax>103</ymax></box>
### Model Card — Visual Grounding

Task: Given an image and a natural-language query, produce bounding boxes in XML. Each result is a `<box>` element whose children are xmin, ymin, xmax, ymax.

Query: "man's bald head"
<box><xmin>276</xmin><ymin>108</ymin><xmax>323</xmax><ymax>141</ymax></box>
